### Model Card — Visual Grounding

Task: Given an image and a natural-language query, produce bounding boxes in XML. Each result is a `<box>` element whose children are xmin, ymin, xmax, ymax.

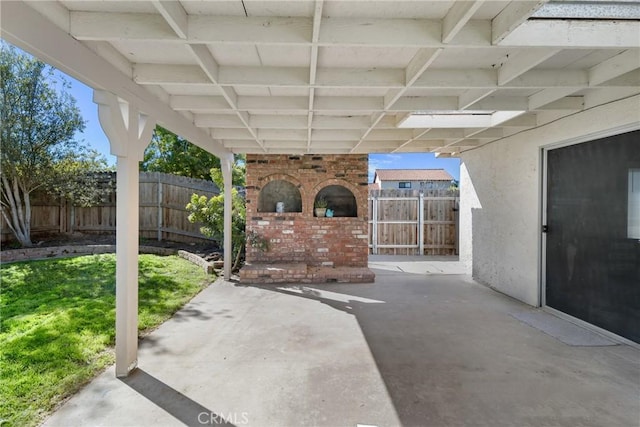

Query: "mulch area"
<box><xmin>0</xmin><ymin>233</ymin><xmax>224</xmax><ymax>263</ymax></box>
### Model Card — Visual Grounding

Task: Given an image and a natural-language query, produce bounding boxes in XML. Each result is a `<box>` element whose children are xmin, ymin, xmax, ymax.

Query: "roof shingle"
<box><xmin>375</xmin><ymin>169</ymin><xmax>453</xmax><ymax>182</ymax></box>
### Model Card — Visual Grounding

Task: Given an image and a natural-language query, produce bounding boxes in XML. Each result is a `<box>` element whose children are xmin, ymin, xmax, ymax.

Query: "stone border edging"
<box><xmin>0</xmin><ymin>244</ymin><xmax>215</xmax><ymax>274</ymax></box>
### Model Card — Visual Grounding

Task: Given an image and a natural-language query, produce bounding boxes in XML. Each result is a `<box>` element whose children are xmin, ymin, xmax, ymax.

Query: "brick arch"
<box><xmin>311</xmin><ymin>178</ymin><xmax>366</xmax><ymax>218</ymax></box>
<box><xmin>257</xmin><ymin>173</ymin><xmax>306</xmax><ymax>213</ymax></box>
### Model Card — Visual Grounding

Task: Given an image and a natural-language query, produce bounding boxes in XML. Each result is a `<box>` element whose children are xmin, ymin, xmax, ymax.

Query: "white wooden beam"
<box><xmin>499</xmin><ymin>20</ymin><xmax>640</xmax><ymax>48</ymax></box>
<box><xmin>308</xmin><ymin>0</ymin><xmax>324</xmax><ymax>151</ymax></box>
<box><xmin>459</xmin><ymin>89</ymin><xmax>495</xmax><ymax>110</ymax></box>
<box><xmin>133</xmin><ymin>64</ymin><xmax>600</xmax><ymax>90</ymax></box>
<box><xmin>536</xmin><ymin>96</ymin><xmax>584</xmax><ymax>111</ymax></box>
<box><xmin>210</xmin><ymin>129</ymin><xmax>255</xmax><ymax>140</ymax></box>
<box><xmin>314</xmin><ymin>96</ymin><xmax>383</xmax><ymax>112</ymax></box>
<box><xmin>416</xmin><ymin>129</ymin><xmax>465</xmax><ymax>139</ymax></box>
<box><xmin>312</xmin><ymin>116</ymin><xmax>370</xmax><ymax>129</ymax></box>
<box><xmin>134</xmin><ymin>64</ymin><xmax>209</xmax><ymax>84</ymax></box>
<box><xmin>1</xmin><ymin>1</ymin><xmax>229</xmax><ymax>158</ymax></box>
<box><xmin>249</xmin><ymin>115</ymin><xmax>308</xmax><ymax>129</ymax></box>
<box><xmin>194</xmin><ymin>114</ymin><xmax>245</xmax><ymax>128</ymax></box>
<box><xmin>319</xmin><ymin>17</ymin><xmax>491</xmax><ymax>48</ymax></box>
<box><xmin>258</xmin><ymin>129</ymin><xmax>309</xmax><ymax>141</ymax></box>
<box><xmin>364</xmin><ymin>129</ymin><xmax>416</xmax><ymax>141</ymax></box>
<box><xmin>390</xmin><ymin>96</ymin><xmax>459</xmax><ymax>111</ymax></box>
<box><xmin>151</xmin><ymin>0</ymin><xmax>188</xmax><ymax>39</ymax></box>
<box><xmin>188</xmin><ymin>45</ymin><xmax>265</xmax><ymax>151</ymax></box>
<box><xmin>309</xmin><ymin>0</ymin><xmax>324</xmax><ymax>85</ymax></box>
<box><xmin>170</xmin><ymin>95</ymin><xmax>229</xmax><ymax>112</ymax></box>
<box><xmin>528</xmin><ymin>88</ymin><xmax>577</xmax><ymax>110</ymax></box>
<box><xmin>239</xmin><ymin>96</ymin><xmax>309</xmax><ymax>112</ymax></box>
<box><xmin>589</xmin><ymin>49</ymin><xmax>640</xmax><ymax>86</ymax></box>
<box><xmin>498</xmin><ymin>48</ymin><xmax>560</xmax><ymax>86</ymax></box>
<box><xmin>190</xmin><ymin>15</ymin><xmax>312</xmax><ymax>45</ymax></box>
<box><xmin>442</xmin><ymin>0</ymin><xmax>485</xmax><ymax>44</ymax></box>
<box><xmin>414</xmin><ymin>69</ymin><xmax>497</xmax><ymax>88</ymax></box>
<box><xmin>71</xmin><ymin>12</ymin><xmax>497</xmax><ymax>48</ymax></box>
<box><xmin>71</xmin><ymin>11</ymin><xmax>177</xmax><ymax>41</ymax></box>
<box><xmin>312</xmin><ymin>129</ymin><xmax>362</xmax><ymax>141</ymax></box>
<box><xmin>316</xmin><ymin>68</ymin><xmax>404</xmax><ymax>88</ymax></box>
<box><xmin>492</xmin><ymin>1</ymin><xmax>548</xmax><ymax>44</ymax></box>
<box><xmin>507</xmin><ymin>69</ymin><xmax>589</xmax><ymax>89</ymax></box>
<box><xmin>221</xmin><ymin>66</ymin><xmax>309</xmax><ymax>87</ymax></box>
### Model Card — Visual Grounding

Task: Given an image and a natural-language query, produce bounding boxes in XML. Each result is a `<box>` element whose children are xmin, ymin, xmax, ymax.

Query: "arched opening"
<box><xmin>258</xmin><ymin>180</ymin><xmax>302</xmax><ymax>213</ymax></box>
<box><xmin>315</xmin><ymin>185</ymin><xmax>357</xmax><ymax>217</ymax></box>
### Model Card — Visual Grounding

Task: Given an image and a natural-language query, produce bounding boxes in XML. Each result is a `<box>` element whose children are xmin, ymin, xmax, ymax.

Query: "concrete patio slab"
<box><xmin>368</xmin><ymin>255</ymin><xmax>467</xmax><ymax>275</ymax></box>
<box><xmin>43</xmin><ymin>267</ymin><xmax>639</xmax><ymax>427</ymax></box>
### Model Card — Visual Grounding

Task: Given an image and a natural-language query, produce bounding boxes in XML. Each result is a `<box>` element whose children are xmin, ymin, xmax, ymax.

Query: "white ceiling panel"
<box><xmin>207</xmin><ymin>45</ymin><xmax>262</xmax><ymax>67</ymax></box>
<box><xmin>318</xmin><ymin>46</ymin><xmax>417</xmax><ymax>69</ymax></box>
<box><xmin>110</xmin><ymin>42</ymin><xmax>196</xmax><ymax>65</ymax></box>
<box><xmin>244</xmin><ymin>1</ymin><xmax>315</xmax><ymax>17</ymax></box>
<box><xmin>314</xmin><ymin>87</ymin><xmax>390</xmax><ymax>97</ymax></box>
<box><xmin>180</xmin><ymin>1</ymin><xmax>247</xmax><ymax>16</ymax></box>
<box><xmin>8</xmin><ymin>0</ymin><xmax>637</xmax><ymax>156</ymax></box>
<box><xmin>61</xmin><ymin>0</ymin><xmax>156</xmax><ymax>13</ymax></box>
<box><xmin>161</xmin><ymin>84</ymin><xmax>222</xmax><ymax>96</ymax></box>
<box><xmin>322</xmin><ymin>1</ymin><xmax>454</xmax><ymax>19</ymax></box>
<box><xmin>430</xmin><ymin>48</ymin><xmax>514</xmax><ymax>69</ymax></box>
<box><xmin>257</xmin><ymin>45</ymin><xmax>311</xmax><ymax>67</ymax></box>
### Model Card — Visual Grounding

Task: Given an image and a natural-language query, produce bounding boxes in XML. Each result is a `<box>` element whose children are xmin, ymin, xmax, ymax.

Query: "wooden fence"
<box><xmin>1</xmin><ymin>172</ymin><xmax>219</xmax><ymax>244</ymax></box>
<box><xmin>368</xmin><ymin>189</ymin><xmax>459</xmax><ymax>256</ymax></box>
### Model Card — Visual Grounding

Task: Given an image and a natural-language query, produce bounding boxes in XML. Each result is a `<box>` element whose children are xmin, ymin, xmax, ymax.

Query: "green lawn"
<box><xmin>0</xmin><ymin>254</ymin><xmax>210</xmax><ymax>427</ymax></box>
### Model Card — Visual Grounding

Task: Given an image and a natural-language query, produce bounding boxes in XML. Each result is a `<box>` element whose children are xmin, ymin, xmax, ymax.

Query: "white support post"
<box><xmin>94</xmin><ymin>90</ymin><xmax>156</xmax><ymax>378</ymax></box>
<box><xmin>221</xmin><ymin>154</ymin><xmax>234</xmax><ymax>280</ymax></box>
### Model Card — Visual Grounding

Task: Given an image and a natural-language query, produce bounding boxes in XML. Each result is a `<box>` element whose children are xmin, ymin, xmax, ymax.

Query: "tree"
<box><xmin>0</xmin><ymin>43</ymin><xmax>109</xmax><ymax>246</ymax></box>
<box><xmin>186</xmin><ymin>156</ymin><xmax>247</xmax><ymax>270</ymax></box>
<box><xmin>141</xmin><ymin>126</ymin><xmax>222</xmax><ymax>180</ymax></box>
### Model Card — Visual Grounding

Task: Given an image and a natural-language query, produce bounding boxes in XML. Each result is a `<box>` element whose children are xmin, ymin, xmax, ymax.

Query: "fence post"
<box><xmin>418</xmin><ymin>192</ymin><xmax>424</xmax><ymax>255</ymax></box>
<box><xmin>69</xmin><ymin>204</ymin><xmax>75</xmax><ymax>234</ymax></box>
<box><xmin>372</xmin><ymin>194</ymin><xmax>378</xmax><ymax>255</ymax></box>
<box><xmin>455</xmin><ymin>196</ymin><xmax>460</xmax><ymax>256</ymax></box>
<box><xmin>157</xmin><ymin>173</ymin><xmax>163</xmax><ymax>242</ymax></box>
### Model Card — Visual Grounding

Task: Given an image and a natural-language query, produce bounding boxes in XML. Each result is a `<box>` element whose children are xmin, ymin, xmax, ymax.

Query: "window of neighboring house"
<box><xmin>399</xmin><ymin>182</ymin><xmax>411</xmax><ymax>189</ymax></box>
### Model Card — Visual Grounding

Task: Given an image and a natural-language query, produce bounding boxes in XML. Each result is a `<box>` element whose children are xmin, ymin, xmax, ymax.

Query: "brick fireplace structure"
<box><xmin>239</xmin><ymin>154</ymin><xmax>374</xmax><ymax>284</ymax></box>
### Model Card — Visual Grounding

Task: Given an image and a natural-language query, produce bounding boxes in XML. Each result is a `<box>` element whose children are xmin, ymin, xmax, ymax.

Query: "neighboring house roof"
<box><xmin>368</xmin><ymin>182</ymin><xmax>381</xmax><ymax>191</ymax></box>
<box><xmin>374</xmin><ymin>169</ymin><xmax>454</xmax><ymax>182</ymax></box>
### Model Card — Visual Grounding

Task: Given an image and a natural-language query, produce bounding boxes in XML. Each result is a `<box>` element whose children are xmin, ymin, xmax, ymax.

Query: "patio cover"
<box><xmin>2</xmin><ymin>0</ymin><xmax>639</xmax><ymax>376</ymax></box>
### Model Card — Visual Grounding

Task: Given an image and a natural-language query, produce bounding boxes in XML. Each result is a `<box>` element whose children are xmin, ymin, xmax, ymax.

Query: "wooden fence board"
<box><xmin>1</xmin><ymin>172</ymin><xmax>219</xmax><ymax>244</ymax></box>
<box><xmin>369</xmin><ymin>189</ymin><xmax>459</xmax><ymax>256</ymax></box>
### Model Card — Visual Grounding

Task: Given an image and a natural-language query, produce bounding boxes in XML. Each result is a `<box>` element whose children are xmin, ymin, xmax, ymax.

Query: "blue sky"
<box><xmin>54</xmin><ymin>66</ymin><xmax>460</xmax><ymax>183</ymax></box>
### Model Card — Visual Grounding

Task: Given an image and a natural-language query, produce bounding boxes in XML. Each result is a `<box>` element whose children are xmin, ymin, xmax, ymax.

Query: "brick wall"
<box><xmin>245</xmin><ymin>154</ymin><xmax>369</xmax><ymax>267</ymax></box>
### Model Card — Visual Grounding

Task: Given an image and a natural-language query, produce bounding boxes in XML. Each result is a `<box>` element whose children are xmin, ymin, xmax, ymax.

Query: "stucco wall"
<box><xmin>459</xmin><ymin>95</ymin><xmax>640</xmax><ymax>306</ymax></box>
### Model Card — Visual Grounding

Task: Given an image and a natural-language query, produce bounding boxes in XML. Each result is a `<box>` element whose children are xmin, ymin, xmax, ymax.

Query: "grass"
<box><xmin>0</xmin><ymin>254</ymin><xmax>210</xmax><ymax>427</ymax></box>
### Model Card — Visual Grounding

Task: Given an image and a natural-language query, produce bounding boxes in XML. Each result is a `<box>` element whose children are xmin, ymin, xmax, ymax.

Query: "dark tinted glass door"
<box><xmin>546</xmin><ymin>130</ymin><xmax>640</xmax><ymax>343</ymax></box>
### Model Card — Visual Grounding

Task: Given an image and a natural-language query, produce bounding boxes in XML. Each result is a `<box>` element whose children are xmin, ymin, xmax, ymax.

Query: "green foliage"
<box><xmin>141</xmin><ymin>126</ymin><xmax>221</xmax><ymax>180</ymax></box>
<box><xmin>0</xmin><ymin>43</ymin><xmax>110</xmax><ymax>246</ymax></box>
<box><xmin>186</xmin><ymin>156</ymin><xmax>247</xmax><ymax>270</ymax></box>
<box><xmin>0</xmin><ymin>254</ymin><xmax>209</xmax><ymax>427</ymax></box>
<box><xmin>314</xmin><ymin>196</ymin><xmax>328</xmax><ymax>208</ymax></box>
<box><xmin>186</xmin><ymin>189</ymin><xmax>246</xmax><ymax>270</ymax></box>
<box><xmin>247</xmin><ymin>230</ymin><xmax>270</xmax><ymax>252</ymax></box>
